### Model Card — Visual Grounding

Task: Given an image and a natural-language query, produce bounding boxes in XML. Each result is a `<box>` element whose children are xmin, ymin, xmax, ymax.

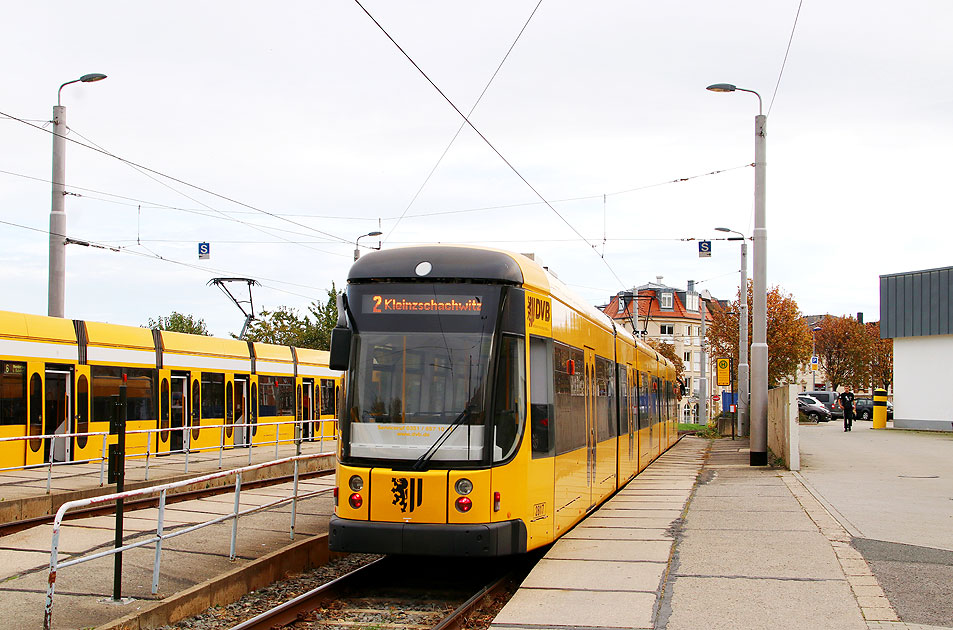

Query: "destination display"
<box><xmin>362</xmin><ymin>294</ymin><xmax>483</xmax><ymax>315</ymax></box>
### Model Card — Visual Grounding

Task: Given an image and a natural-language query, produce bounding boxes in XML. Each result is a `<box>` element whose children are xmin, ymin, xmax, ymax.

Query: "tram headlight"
<box><xmin>348</xmin><ymin>493</ymin><xmax>363</xmax><ymax>509</ymax></box>
<box><xmin>454</xmin><ymin>478</ymin><xmax>473</xmax><ymax>496</ymax></box>
<box><xmin>455</xmin><ymin>496</ymin><xmax>473</xmax><ymax>513</ymax></box>
<box><xmin>348</xmin><ymin>475</ymin><xmax>364</xmax><ymax>492</ymax></box>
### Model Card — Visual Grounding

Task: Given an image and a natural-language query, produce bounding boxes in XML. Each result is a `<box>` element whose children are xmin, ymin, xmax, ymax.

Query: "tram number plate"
<box><xmin>533</xmin><ymin>502</ymin><xmax>547</xmax><ymax>520</ymax></box>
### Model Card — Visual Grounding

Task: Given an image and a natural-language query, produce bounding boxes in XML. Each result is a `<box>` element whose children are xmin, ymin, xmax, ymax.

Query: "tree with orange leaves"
<box><xmin>865</xmin><ymin>321</ymin><xmax>893</xmax><ymax>390</ymax></box>
<box><xmin>814</xmin><ymin>315</ymin><xmax>872</xmax><ymax>391</ymax></box>
<box><xmin>646</xmin><ymin>338</ymin><xmax>685</xmax><ymax>395</ymax></box>
<box><xmin>706</xmin><ymin>282</ymin><xmax>811</xmax><ymax>387</ymax></box>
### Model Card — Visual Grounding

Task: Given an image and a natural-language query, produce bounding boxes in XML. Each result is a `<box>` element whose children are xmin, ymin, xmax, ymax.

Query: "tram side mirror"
<box><xmin>329</xmin><ymin>291</ymin><xmax>352</xmax><ymax>371</ymax></box>
<box><xmin>329</xmin><ymin>326</ymin><xmax>351</xmax><ymax>371</ymax></box>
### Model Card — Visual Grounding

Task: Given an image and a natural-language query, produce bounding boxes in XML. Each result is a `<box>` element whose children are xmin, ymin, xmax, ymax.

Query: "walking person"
<box><xmin>839</xmin><ymin>386</ymin><xmax>855</xmax><ymax>432</ymax></box>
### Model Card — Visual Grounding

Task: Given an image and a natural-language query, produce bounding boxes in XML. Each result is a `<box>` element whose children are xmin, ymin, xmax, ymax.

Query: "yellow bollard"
<box><xmin>872</xmin><ymin>388</ymin><xmax>888</xmax><ymax>429</ymax></box>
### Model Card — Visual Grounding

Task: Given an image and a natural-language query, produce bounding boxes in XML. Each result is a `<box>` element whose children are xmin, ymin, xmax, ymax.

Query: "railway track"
<box><xmin>229</xmin><ymin>553</ymin><xmax>537</xmax><ymax>630</ymax></box>
<box><xmin>0</xmin><ymin>469</ymin><xmax>333</xmax><ymax>536</ymax></box>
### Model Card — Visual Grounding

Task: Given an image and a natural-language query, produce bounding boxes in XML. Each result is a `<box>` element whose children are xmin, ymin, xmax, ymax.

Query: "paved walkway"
<box><xmin>493</xmin><ymin>436</ymin><xmax>949</xmax><ymax>630</ymax></box>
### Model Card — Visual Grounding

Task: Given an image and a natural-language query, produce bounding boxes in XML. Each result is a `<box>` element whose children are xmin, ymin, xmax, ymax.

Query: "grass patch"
<box><xmin>678</xmin><ymin>423</ymin><xmax>721</xmax><ymax>439</ymax></box>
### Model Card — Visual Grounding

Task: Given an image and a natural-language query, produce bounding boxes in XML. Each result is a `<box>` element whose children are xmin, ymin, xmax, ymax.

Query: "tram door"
<box><xmin>170</xmin><ymin>374</ymin><xmax>189</xmax><ymax>452</ymax></box>
<box><xmin>234</xmin><ymin>376</ymin><xmax>249</xmax><ymax>446</ymax></box>
<box><xmin>583</xmin><ymin>347</ymin><xmax>597</xmax><ymax>509</ymax></box>
<box><xmin>46</xmin><ymin>368</ymin><xmax>71</xmax><ymax>462</ymax></box>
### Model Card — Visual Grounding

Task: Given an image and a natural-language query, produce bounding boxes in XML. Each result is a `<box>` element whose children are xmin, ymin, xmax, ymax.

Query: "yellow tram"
<box><xmin>327</xmin><ymin>245</ymin><xmax>679</xmax><ymax>556</ymax></box>
<box><xmin>0</xmin><ymin>310</ymin><xmax>342</xmax><ymax>471</ymax></box>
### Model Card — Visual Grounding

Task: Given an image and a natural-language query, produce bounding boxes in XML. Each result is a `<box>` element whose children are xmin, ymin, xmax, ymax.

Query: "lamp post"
<box><xmin>716</xmin><ymin>227</ymin><xmax>749</xmax><ymax>437</ymax></box>
<box><xmin>353</xmin><ymin>230</ymin><xmax>383</xmax><ymax>261</ymax></box>
<box><xmin>49</xmin><ymin>73</ymin><xmax>107</xmax><ymax>318</ymax></box>
<box><xmin>707</xmin><ymin>82</ymin><xmax>767</xmax><ymax>466</ymax></box>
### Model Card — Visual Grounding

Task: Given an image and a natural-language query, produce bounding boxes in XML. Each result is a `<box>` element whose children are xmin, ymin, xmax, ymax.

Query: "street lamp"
<box><xmin>707</xmin><ymin>82</ymin><xmax>767</xmax><ymax>466</ymax></box>
<box><xmin>715</xmin><ymin>227</ymin><xmax>749</xmax><ymax>437</ymax></box>
<box><xmin>353</xmin><ymin>231</ymin><xmax>383</xmax><ymax>261</ymax></box>
<box><xmin>49</xmin><ymin>73</ymin><xmax>108</xmax><ymax>318</ymax></box>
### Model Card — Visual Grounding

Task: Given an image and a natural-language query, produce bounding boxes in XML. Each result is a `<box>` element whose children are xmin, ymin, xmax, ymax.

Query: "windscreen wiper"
<box><xmin>411</xmin><ymin>405</ymin><xmax>471</xmax><ymax>471</ymax></box>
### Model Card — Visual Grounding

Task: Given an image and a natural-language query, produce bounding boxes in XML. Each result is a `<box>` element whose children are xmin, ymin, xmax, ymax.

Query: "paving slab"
<box><xmin>520</xmin><ymin>558</ymin><xmax>665</xmax><ymax>592</ymax></box>
<box><xmin>492</xmin><ymin>588</ymin><xmax>657</xmax><ymax>629</ymax></box>
<box><xmin>546</xmin><ymin>538</ymin><xmax>673</xmax><ymax>563</ymax></box>
<box><xmin>682</xmin><ymin>506</ymin><xmax>819</xmax><ymax>531</ymax></box>
<box><xmin>564</xmin><ymin>526</ymin><xmax>671</xmax><ymax>541</ymax></box>
<box><xmin>664</xmin><ymin>576</ymin><xmax>866</xmax><ymax>630</ymax></box>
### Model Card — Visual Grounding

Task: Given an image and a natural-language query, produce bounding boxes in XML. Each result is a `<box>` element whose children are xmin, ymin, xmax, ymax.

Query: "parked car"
<box><xmin>854</xmin><ymin>397</ymin><xmax>894</xmax><ymax>420</ymax></box>
<box><xmin>801</xmin><ymin>390</ymin><xmax>843</xmax><ymax>419</ymax></box>
<box><xmin>797</xmin><ymin>395</ymin><xmax>832</xmax><ymax>422</ymax></box>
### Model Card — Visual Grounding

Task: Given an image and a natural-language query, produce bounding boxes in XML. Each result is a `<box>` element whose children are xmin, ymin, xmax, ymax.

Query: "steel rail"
<box><xmin>228</xmin><ymin>555</ymin><xmax>528</xmax><ymax>630</ymax></box>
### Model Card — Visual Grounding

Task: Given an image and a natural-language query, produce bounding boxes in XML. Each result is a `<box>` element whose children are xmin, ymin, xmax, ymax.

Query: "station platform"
<box><xmin>0</xmin><ymin>443</ymin><xmax>337</xmax><ymax>630</ymax></box>
<box><xmin>0</xmin><ymin>439</ymin><xmax>337</xmax><ymax>526</ymax></box>
<box><xmin>490</xmin><ymin>436</ymin><xmax>932</xmax><ymax>630</ymax></box>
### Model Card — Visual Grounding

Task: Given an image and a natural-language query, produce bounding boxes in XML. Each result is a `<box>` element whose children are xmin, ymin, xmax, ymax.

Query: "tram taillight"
<box><xmin>349</xmin><ymin>493</ymin><xmax>363</xmax><ymax>509</ymax></box>
<box><xmin>455</xmin><ymin>496</ymin><xmax>472</xmax><ymax>512</ymax></box>
<box><xmin>494</xmin><ymin>491</ymin><xmax>501</xmax><ymax>512</ymax></box>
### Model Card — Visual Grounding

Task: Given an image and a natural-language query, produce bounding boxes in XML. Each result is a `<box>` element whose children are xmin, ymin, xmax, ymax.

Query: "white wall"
<box><xmin>894</xmin><ymin>335</ymin><xmax>953</xmax><ymax>431</ymax></box>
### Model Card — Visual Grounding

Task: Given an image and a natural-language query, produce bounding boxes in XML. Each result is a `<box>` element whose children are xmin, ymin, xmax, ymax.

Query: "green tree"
<box><xmin>706</xmin><ymin>282</ymin><xmax>811</xmax><ymax>387</ymax></box>
<box><xmin>302</xmin><ymin>283</ymin><xmax>340</xmax><ymax>350</ymax></box>
<box><xmin>240</xmin><ymin>284</ymin><xmax>340</xmax><ymax>350</ymax></box>
<box><xmin>814</xmin><ymin>315</ymin><xmax>872</xmax><ymax>391</ymax></box>
<box><xmin>146</xmin><ymin>311</ymin><xmax>211</xmax><ymax>336</ymax></box>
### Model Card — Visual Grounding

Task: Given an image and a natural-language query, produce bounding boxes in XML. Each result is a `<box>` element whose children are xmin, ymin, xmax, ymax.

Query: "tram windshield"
<box><xmin>343</xmin><ymin>284</ymin><xmax>501</xmax><ymax>465</ymax></box>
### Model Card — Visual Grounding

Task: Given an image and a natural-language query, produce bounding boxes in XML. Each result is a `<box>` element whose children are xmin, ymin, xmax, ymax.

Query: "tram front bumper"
<box><xmin>328</xmin><ymin>515</ymin><xmax>527</xmax><ymax>556</ymax></box>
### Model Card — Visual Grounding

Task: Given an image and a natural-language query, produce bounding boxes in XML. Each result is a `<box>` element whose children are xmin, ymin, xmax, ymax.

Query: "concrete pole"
<box><xmin>49</xmin><ymin>104</ymin><xmax>67</xmax><ymax>318</ymax></box>
<box><xmin>738</xmin><ymin>241</ymin><xmax>749</xmax><ymax>436</ymax></box>
<box><xmin>699</xmin><ymin>297</ymin><xmax>707</xmax><ymax>425</ymax></box>
<box><xmin>750</xmin><ymin>113</ymin><xmax>768</xmax><ymax>466</ymax></box>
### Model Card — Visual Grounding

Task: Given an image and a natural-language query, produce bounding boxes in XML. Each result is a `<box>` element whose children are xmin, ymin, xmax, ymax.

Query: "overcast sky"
<box><xmin>2</xmin><ymin>1</ymin><xmax>951</xmax><ymax>337</ymax></box>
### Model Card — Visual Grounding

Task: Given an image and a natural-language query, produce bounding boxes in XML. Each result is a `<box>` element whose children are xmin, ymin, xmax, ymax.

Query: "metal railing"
<box><xmin>44</xmin><ymin>452</ymin><xmax>333</xmax><ymax>630</ymax></box>
<box><xmin>0</xmin><ymin>417</ymin><xmax>336</xmax><ymax>491</ymax></box>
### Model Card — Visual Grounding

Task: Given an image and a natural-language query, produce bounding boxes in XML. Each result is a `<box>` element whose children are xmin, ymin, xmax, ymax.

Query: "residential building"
<box><xmin>601</xmin><ymin>277</ymin><xmax>721</xmax><ymax>424</ymax></box>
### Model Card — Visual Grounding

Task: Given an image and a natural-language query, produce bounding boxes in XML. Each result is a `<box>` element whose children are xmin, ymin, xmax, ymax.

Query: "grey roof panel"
<box><xmin>881</xmin><ymin>265</ymin><xmax>953</xmax><ymax>338</ymax></box>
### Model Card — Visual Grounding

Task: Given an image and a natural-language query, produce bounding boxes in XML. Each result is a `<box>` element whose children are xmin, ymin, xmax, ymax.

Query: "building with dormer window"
<box><xmin>600</xmin><ymin>277</ymin><xmax>718</xmax><ymax>424</ymax></box>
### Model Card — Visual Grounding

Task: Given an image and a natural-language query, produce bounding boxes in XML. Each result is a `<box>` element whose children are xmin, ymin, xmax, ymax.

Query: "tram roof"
<box><xmin>348</xmin><ymin>245</ymin><xmax>549</xmax><ymax>291</ymax></box>
<box><xmin>0</xmin><ymin>310</ymin><xmax>76</xmax><ymax>344</ymax></box>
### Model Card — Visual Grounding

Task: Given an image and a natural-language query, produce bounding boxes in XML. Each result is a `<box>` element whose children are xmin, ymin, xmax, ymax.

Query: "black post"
<box><xmin>112</xmin><ymin>371</ymin><xmax>127</xmax><ymax>601</ymax></box>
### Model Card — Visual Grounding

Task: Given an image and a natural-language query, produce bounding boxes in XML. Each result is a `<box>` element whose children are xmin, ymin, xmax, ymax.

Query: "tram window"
<box><xmin>320</xmin><ymin>379</ymin><xmax>335</xmax><ymax>415</ymax></box>
<box><xmin>91</xmin><ymin>367</ymin><xmax>156</xmax><ymax>424</ymax></box>
<box><xmin>618</xmin><ymin>367</ymin><xmax>628</xmax><ymax>436</ymax></box>
<box><xmin>0</xmin><ymin>361</ymin><xmax>27</xmax><ymax>426</ymax></box>
<box><xmin>29</xmin><ymin>373</ymin><xmax>42</xmax><ymax>451</ymax></box>
<box><xmin>554</xmin><ymin>342</ymin><xmax>585</xmax><ymax>455</ymax></box>
<box><xmin>201</xmin><ymin>372</ymin><xmax>225</xmax><ymax>419</ymax></box>
<box><xmin>127</xmin><ymin>368</ymin><xmax>156</xmax><ymax>421</ymax></box>
<box><xmin>226</xmin><ymin>382</ymin><xmax>233</xmax><ymax>438</ymax></box>
<box><xmin>529</xmin><ymin>337</ymin><xmax>554</xmax><ymax>458</ymax></box>
<box><xmin>595</xmin><ymin>357</ymin><xmax>615</xmax><ymax>439</ymax></box>
<box><xmin>77</xmin><ymin>375</ymin><xmax>89</xmax><ymax>449</ymax></box>
<box><xmin>493</xmin><ymin>335</ymin><xmax>525</xmax><ymax>463</ymax></box>
<box><xmin>638</xmin><ymin>371</ymin><xmax>649</xmax><ymax>430</ymax></box>
<box><xmin>191</xmin><ymin>380</ymin><xmax>201</xmax><ymax>440</ymax></box>
<box><xmin>258</xmin><ymin>375</ymin><xmax>294</xmax><ymax>416</ymax></box>
<box><xmin>92</xmin><ymin>366</ymin><xmax>119</xmax><ymax>426</ymax></box>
